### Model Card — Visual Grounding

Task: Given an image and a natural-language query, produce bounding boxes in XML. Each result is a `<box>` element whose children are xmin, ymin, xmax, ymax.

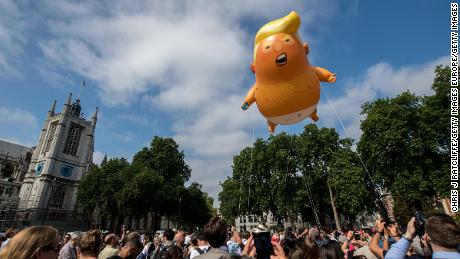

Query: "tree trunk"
<box><xmin>153</xmin><ymin>211</ymin><xmax>158</xmax><ymax>232</ymax></box>
<box><xmin>327</xmin><ymin>182</ymin><xmax>342</xmax><ymax>232</ymax></box>
<box><xmin>115</xmin><ymin>214</ymin><xmax>123</xmax><ymax>235</ymax></box>
<box><xmin>110</xmin><ymin>214</ymin><xmax>116</xmax><ymax>233</ymax></box>
<box><xmin>128</xmin><ymin>216</ymin><xmax>133</xmax><ymax>230</ymax></box>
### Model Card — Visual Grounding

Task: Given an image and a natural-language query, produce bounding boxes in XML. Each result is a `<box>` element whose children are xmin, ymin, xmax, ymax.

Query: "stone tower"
<box><xmin>18</xmin><ymin>94</ymin><xmax>97</xmax><ymax>225</ymax></box>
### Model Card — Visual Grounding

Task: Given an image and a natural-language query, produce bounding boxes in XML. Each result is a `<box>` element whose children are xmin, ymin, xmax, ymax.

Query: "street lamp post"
<box><xmin>41</xmin><ymin>177</ymin><xmax>57</xmax><ymax>225</ymax></box>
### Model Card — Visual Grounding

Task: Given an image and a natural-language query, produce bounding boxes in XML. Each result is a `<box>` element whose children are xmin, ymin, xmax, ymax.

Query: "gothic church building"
<box><xmin>16</xmin><ymin>94</ymin><xmax>97</xmax><ymax>228</ymax></box>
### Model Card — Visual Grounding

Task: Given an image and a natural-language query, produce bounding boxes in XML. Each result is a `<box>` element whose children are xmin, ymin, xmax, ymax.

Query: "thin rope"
<box><xmin>247</xmin><ymin>107</ymin><xmax>256</xmax><ymax>213</ymax></box>
<box><xmin>284</xmin><ymin>152</ymin><xmax>289</xmax><ymax>218</ymax></box>
<box><xmin>304</xmin><ymin>175</ymin><xmax>321</xmax><ymax>228</ymax></box>
<box><xmin>238</xmin><ymin>154</ymin><xmax>244</xmax><ymax>215</ymax></box>
<box><xmin>320</xmin><ymin>85</ymin><xmax>390</xmax><ymax>214</ymax></box>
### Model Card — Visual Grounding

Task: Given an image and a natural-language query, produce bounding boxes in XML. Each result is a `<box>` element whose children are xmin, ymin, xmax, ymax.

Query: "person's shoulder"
<box><xmin>199</xmin><ymin>245</ymin><xmax>210</xmax><ymax>251</ymax></box>
<box><xmin>59</xmin><ymin>243</ymin><xmax>71</xmax><ymax>253</ymax></box>
<box><xmin>194</xmin><ymin>248</ymin><xmax>227</xmax><ymax>259</ymax></box>
<box><xmin>194</xmin><ymin>252</ymin><xmax>207</xmax><ymax>259</ymax></box>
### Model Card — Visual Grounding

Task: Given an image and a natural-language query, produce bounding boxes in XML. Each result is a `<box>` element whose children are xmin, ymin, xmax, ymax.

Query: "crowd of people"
<box><xmin>0</xmin><ymin>213</ymin><xmax>458</xmax><ymax>259</ymax></box>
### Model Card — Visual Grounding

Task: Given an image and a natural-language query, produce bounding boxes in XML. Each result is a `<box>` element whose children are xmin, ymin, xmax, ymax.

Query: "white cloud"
<box><xmin>186</xmin><ymin>157</ymin><xmax>232</xmax><ymax>205</ymax></box>
<box><xmin>318</xmin><ymin>56</ymin><xmax>450</xmax><ymax>141</ymax></box>
<box><xmin>38</xmin><ymin>0</ymin><xmax>337</xmax><ymax>108</ymax></box>
<box><xmin>0</xmin><ymin>106</ymin><xmax>39</xmax><ymax>128</ymax></box>
<box><xmin>0</xmin><ymin>0</ymin><xmax>26</xmax><ymax>76</ymax></box>
<box><xmin>33</xmin><ymin>0</ymin><xmax>340</xmax><ymax>204</ymax></box>
<box><xmin>93</xmin><ymin>150</ymin><xmax>105</xmax><ymax>165</ymax></box>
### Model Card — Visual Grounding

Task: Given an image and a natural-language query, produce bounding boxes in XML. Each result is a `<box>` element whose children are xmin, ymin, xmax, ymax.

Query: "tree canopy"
<box><xmin>77</xmin><ymin>136</ymin><xmax>215</xmax><ymax>231</ymax></box>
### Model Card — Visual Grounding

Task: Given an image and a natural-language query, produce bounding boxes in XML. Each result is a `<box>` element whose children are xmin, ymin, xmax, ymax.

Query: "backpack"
<box><xmin>186</xmin><ymin>246</ymin><xmax>207</xmax><ymax>259</ymax></box>
<box><xmin>150</xmin><ymin>244</ymin><xmax>173</xmax><ymax>259</ymax></box>
<box><xmin>195</xmin><ymin>248</ymin><xmax>205</xmax><ymax>255</ymax></box>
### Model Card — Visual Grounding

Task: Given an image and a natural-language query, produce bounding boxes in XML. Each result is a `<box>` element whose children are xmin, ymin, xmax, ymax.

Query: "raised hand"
<box><xmin>375</xmin><ymin>219</ymin><xmax>385</xmax><ymax>233</ymax></box>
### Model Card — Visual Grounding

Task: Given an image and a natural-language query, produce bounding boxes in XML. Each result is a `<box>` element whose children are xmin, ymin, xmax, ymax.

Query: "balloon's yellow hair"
<box><xmin>253</xmin><ymin>11</ymin><xmax>302</xmax><ymax>61</ymax></box>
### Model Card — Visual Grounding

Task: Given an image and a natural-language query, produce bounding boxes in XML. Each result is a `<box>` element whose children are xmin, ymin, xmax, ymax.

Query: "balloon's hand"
<box><xmin>328</xmin><ymin>73</ymin><xmax>336</xmax><ymax>83</ymax></box>
<box><xmin>242</xmin><ymin>103</ymin><xmax>249</xmax><ymax>110</ymax></box>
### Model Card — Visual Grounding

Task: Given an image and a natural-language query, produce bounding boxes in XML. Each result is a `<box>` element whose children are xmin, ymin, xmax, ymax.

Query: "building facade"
<box><xmin>234</xmin><ymin>212</ymin><xmax>305</xmax><ymax>233</ymax></box>
<box><xmin>16</xmin><ymin>94</ymin><xmax>97</xmax><ymax>228</ymax></box>
<box><xmin>0</xmin><ymin>141</ymin><xmax>33</xmax><ymax>229</ymax></box>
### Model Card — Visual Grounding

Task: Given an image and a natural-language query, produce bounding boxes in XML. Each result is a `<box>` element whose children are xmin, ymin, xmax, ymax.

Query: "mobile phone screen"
<box><xmin>252</xmin><ymin>232</ymin><xmax>273</xmax><ymax>259</ymax></box>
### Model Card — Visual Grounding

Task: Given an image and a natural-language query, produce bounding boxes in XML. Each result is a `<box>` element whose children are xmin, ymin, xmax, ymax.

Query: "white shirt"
<box><xmin>190</xmin><ymin>245</ymin><xmax>210</xmax><ymax>259</ymax></box>
<box><xmin>0</xmin><ymin>238</ymin><xmax>11</xmax><ymax>250</ymax></box>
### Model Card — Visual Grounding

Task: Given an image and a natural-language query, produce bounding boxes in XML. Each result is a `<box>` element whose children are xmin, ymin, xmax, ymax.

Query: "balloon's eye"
<box><xmin>262</xmin><ymin>43</ymin><xmax>272</xmax><ymax>53</ymax></box>
<box><xmin>283</xmin><ymin>36</ymin><xmax>294</xmax><ymax>45</ymax></box>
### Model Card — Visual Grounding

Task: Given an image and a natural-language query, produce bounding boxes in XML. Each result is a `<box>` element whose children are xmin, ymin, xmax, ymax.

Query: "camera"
<box><xmin>415</xmin><ymin>211</ymin><xmax>427</xmax><ymax>237</ymax></box>
<box><xmin>354</xmin><ymin>233</ymin><xmax>361</xmax><ymax>241</ymax></box>
<box><xmin>252</xmin><ymin>224</ymin><xmax>273</xmax><ymax>259</ymax></box>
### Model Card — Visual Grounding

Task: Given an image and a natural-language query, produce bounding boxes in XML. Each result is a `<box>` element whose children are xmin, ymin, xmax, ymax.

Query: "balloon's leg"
<box><xmin>311</xmin><ymin>109</ymin><xmax>319</xmax><ymax>122</ymax></box>
<box><xmin>267</xmin><ymin>120</ymin><xmax>277</xmax><ymax>133</ymax></box>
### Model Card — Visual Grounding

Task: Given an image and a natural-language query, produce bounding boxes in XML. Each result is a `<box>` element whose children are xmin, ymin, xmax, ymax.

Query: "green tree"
<box><xmin>219</xmin><ymin>177</ymin><xmax>241</xmax><ymax>223</ymax></box>
<box><xmin>265</xmin><ymin>133</ymin><xmax>302</xmax><ymax>225</ymax></box>
<box><xmin>328</xmin><ymin>139</ymin><xmax>374</xmax><ymax>216</ymax></box>
<box><xmin>77</xmin><ymin>158</ymin><xmax>129</xmax><ymax>230</ymax></box>
<box><xmin>220</xmin><ymin>127</ymin><xmax>375</xmax><ymax>229</ymax></box>
<box><xmin>180</xmin><ymin>183</ymin><xmax>215</xmax><ymax>228</ymax></box>
<box><xmin>77</xmin><ymin>136</ymin><xmax>215</xmax><ymax>232</ymax></box>
<box><xmin>358</xmin><ymin>66</ymin><xmax>450</xmax><ymax>219</ymax></box>
<box><xmin>296</xmin><ymin>125</ymin><xmax>344</xmax><ymax>230</ymax></box>
<box><xmin>130</xmin><ymin>136</ymin><xmax>192</xmax><ymax>229</ymax></box>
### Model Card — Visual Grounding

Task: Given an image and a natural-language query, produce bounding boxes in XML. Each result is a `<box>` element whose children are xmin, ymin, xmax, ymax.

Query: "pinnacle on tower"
<box><xmin>66</xmin><ymin>93</ymin><xmax>72</xmax><ymax>105</ymax></box>
<box><xmin>92</xmin><ymin>107</ymin><xmax>99</xmax><ymax>119</ymax></box>
<box><xmin>49</xmin><ymin>100</ymin><xmax>57</xmax><ymax>115</ymax></box>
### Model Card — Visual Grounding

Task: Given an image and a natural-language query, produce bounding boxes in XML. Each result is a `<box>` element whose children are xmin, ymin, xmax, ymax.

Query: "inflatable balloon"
<box><xmin>241</xmin><ymin>11</ymin><xmax>336</xmax><ymax>133</ymax></box>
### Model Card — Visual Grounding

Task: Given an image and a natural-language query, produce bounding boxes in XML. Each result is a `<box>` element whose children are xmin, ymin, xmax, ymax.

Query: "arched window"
<box><xmin>43</xmin><ymin>122</ymin><xmax>57</xmax><ymax>154</ymax></box>
<box><xmin>63</xmin><ymin>123</ymin><xmax>84</xmax><ymax>156</ymax></box>
<box><xmin>49</xmin><ymin>186</ymin><xmax>65</xmax><ymax>208</ymax></box>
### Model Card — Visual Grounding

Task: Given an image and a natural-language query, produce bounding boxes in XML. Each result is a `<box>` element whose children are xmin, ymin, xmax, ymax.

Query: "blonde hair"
<box><xmin>0</xmin><ymin>226</ymin><xmax>58</xmax><ymax>259</ymax></box>
<box><xmin>253</xmin><ymin>11</ymin><xmax>302</xmax><ymax>61</ymax></box>
<box><xmin>80</xmin><ymin>229</ymin><xmax>102</xmax><ymax>256</ymax></box>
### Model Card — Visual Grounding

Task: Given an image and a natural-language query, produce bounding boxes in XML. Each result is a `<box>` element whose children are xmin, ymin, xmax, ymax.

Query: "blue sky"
<box><xmin>0</xmin><ymin>0</ymin><xmax>449</xmax><ymax>204</ymax></box>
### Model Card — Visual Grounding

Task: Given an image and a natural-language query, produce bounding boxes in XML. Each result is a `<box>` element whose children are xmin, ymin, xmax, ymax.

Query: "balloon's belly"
<box><xmin>255</xmin><ymin>79</ymin><xmax>320</xmax><ymax>119</ymax></box>
<box><xmin>266</xmin><ymin>104</ymin><xmax>317</xmax><ymax>125</ymax></box>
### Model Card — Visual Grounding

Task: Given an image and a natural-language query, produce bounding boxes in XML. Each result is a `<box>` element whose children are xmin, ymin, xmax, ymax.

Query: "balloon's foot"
<box><xmin>311</xmin><ymin>109</ymin><xmax>319</xmax><ymax>122</ymax></box>
<box><xmin>267</xmin><ymin>120</ymin><xmax>277</xmax><ymax>133</ymax></box>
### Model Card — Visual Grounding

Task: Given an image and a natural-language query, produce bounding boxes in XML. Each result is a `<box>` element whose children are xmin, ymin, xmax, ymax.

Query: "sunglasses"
<box><xmin>42</xmin><ymin>244</ymin><xmax>60</xmax><ymax>253</ymax></box>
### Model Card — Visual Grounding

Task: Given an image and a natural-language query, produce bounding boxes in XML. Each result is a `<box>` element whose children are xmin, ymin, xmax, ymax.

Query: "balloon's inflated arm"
<box><xmin>312</xmin><ymin>66</ymin><xmax>336</xmax><ymax>83</ymax></box>
<box><xmin>242</xmin><ymin>85</ymin><xmax>256</xmax><ymax>110</ymax></box>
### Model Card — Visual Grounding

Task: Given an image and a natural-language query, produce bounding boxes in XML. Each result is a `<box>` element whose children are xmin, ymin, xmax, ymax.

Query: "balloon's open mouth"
<box><xmin>276</xmin><ymin>53</ymin><xmax>287</xmax><ymax>66</ymax></box>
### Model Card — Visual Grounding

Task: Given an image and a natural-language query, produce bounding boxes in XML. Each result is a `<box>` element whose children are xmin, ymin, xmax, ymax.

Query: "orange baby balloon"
<box><xmin>242</xmin><ymin>11</ymin><xmax>336</xmax><ymax>133</ymax></box>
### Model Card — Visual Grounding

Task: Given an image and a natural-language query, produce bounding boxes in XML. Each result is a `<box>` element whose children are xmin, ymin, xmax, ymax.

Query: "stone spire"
<box><xmin>91</xmin><ymin>107</ymin><xmax>98</xmax><ymax>128</ymax></box>
<box><xmin>48</xmin><ymin>100</ymin><xmax>57</xmax><ymax>116</ymax></box>
<box><xmin>66</xmin><ymin>93</ymin><xmax>72</xmax><ymax>105</ymax></box>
